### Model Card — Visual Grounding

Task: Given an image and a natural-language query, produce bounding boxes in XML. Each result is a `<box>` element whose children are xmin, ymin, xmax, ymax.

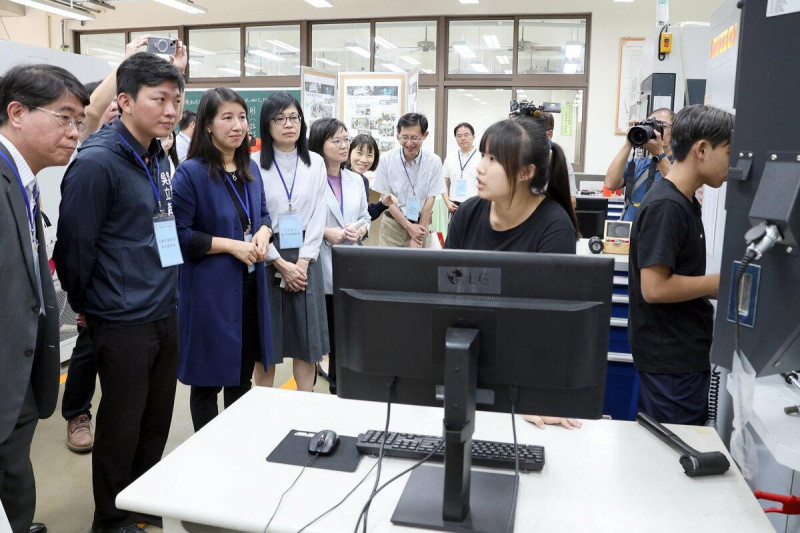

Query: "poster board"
<box><xmin>615</xmin><ymin>37</ymin><xmax>645</xmax><ymax>134</ymax></box>
<box><xmin>301</xmin><ymin>67</ymin><xmax>337</xmax><ymax>127</ymax></box>
<box><xmin>183</xmin><ymin>88</ymin><xmax>301</xmax><ymax>138</ymax></box>
<box><xmin>338</xmin><ymin>72</ymin><xmax>406</xmax><ymax>153</ymax></box>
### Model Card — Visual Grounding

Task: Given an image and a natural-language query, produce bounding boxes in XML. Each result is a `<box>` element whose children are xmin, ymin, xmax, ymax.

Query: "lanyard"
<box><xmin>0</xmin><ymin>151</ymin><xmax>37</xmax><ymax>243</ymax></box>
<box><xmin>275</xmin><ymin>152</ymin><xmax>299</xmax><ymax>209</ymax></box>
<box><xmin>327</xmin><ymin>175</ymin><xmax>344</xmax><ymax>214</ymax></box>
<box><xmin>401</xmin><ymin>151</ymin><xmax>422</xmax><ymax>195</ymax></box>
<box><xmin>116</xmin><ymin>132</ymin><xmax>163</xmax><ymax>212</ymax></box>
<box><xmin>223</xmin><ymin>171</ymin><xmax>251</xmax><ymax>227</ymax></box>
<box><xmin>458</xmin><ymin>149</ymin><xmax>477</xmax><ymax>176</ymax></box>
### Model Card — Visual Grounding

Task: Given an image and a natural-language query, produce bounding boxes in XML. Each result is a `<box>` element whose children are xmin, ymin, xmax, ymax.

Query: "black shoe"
<box><xmin>29</xmin><ymin>524</ymin><xmax>47</xmax><ymax>533</ymax></box>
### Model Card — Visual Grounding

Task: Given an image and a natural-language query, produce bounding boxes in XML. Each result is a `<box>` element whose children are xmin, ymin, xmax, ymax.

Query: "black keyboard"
<box><xmin>355</xmin><ymin>430</ymin><xmax>545</xmax><ymax>472</ymax></box>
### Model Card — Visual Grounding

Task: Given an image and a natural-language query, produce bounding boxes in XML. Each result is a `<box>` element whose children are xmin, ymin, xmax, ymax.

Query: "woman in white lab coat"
<box><xmin>308</xmin><ymin>118</ymin><xmax>370</xmax><ymax>392</ymax></box>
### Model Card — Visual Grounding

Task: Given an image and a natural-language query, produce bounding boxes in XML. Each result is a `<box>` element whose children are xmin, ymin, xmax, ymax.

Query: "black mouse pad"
<box><xmin>266</xmin><ymin>429</ymin><xmax>362</xmax><ymax>473</ymax></box>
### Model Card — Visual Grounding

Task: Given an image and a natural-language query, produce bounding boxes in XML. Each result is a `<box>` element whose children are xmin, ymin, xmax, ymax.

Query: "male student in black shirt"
<box><xmin>628</xmin><ymin>104</ymin><xmax>734</xmax><ymax>425</ymax></box>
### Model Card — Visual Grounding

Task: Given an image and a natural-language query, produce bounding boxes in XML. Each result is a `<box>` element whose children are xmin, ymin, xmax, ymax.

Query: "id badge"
<box><xmin>153</xmin><ymin>215</ymin><xmax>183</xmax><ymax>267</ymax></box>
<box><xmin>455</xmin><ymin>178</ymin><xmax>468</xmax><ymax>199</ymax></box>
<box><xmin>278</xmin><ymin>211</ymin><xmax>304</xmax><ymax>249</ymax></box>
<box><xmin>244</xmin><ymin>232</ymin><xmax>255</xmax><ymax>273</ymax></box>
<box><xmin>405</xmin><ymin>196</ymin><xmax>421</xmax><ymax>222</ymax></box>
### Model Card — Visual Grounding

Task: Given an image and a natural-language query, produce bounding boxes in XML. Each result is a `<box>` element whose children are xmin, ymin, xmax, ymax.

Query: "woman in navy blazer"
<box><xmin>172</xmin><ymin>87</ymin><xmax>274</xmax><ymax>431</ymax></box>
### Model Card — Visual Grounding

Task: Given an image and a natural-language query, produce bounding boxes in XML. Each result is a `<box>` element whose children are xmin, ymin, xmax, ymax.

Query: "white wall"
<box><xmin>5</xmin><ymin>0</ymin><xmax>720</xmax><ymax>173</ymax></box>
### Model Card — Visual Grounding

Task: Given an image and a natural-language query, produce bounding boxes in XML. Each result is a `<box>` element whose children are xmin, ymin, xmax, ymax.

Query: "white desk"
<box><xmin>117</xmin><ymin>388</ymin><xmax>772</xmax><ymax>533</ymax></box>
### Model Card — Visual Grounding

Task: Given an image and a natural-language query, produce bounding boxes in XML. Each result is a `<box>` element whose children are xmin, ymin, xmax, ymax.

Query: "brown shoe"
<box><xmin>67</xmin><ymin>414</ymin><xmax>93</xmax><ymax>453</ymax></box>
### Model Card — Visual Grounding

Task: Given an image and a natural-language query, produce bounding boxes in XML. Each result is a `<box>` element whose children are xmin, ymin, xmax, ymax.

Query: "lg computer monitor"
<box><xmin>331</xmin><ymin>247</ymin><xmax>614</xmax><ymax>532</ymax></box>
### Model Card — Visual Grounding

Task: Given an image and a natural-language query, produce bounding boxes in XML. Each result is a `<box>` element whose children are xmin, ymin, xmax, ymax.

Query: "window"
<box><xmin>374</xmin><ymin>21</ymin><xmax>437</xmax><ymax>74</ymax></box>
<box><xmin>311</xmin><ymin>22</ymin><xmax>371</xmax><ymax>75</ymax></box>
<box><xmin>517</xmin><ymin>88</ymin><xmax>584</xmax><ymax>166</ymax></box>
<box><xmin>245</xmin><ymin>25</ymin><xmax>301</xmax><ymax>77</ymax></box>
<box><xmin>446</xmin><ymin>88</ymin><xmax>512</xmax><ymax>158</ymax></box>
<box><xmin>517</xmin><ymin>19</ymin><xmax>587</xmax><ymax>75</ymax></box>
<box><xmin>187</xmin><ymin>27</ymin><xmax>241</xmax><ymax>78</ymax></box>
<box><xmin>447</xmin><ymin>20</ymin><xmax>513</xmax><ymax>75</ymax></box>
<box><xmin>79</xmin><ymin>33</ymin><xmax>126</xmax><ymax>67</ymax></box>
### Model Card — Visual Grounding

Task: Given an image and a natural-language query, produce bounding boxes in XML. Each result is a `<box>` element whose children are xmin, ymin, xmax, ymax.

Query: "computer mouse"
<box><xmin>309</xmin><ymin>429</ymin><xmax>339</xmax><ymax>456</ymax></box>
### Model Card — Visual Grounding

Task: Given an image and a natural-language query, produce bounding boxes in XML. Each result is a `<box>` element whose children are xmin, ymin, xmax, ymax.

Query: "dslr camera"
<box><xmin>147</xmin><ymin>37</ymin><xmax>177</xmax><ymax>55</ymax></box>
<box><xmin>627</xmin><ymin>117</ymin><xmax>665</xmax><ymax>148</ymax></box>
<box><xmin>508</xmin><ymin>99</ymin><xmax>561</xmax><ymax>118</ymax></box>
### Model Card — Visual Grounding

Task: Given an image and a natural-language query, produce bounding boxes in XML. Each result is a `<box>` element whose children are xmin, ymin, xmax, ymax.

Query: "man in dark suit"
<box><xmin>0</xmin><ymin>64</ymin><xmax>89</xmax><ymax>533</ymax></box>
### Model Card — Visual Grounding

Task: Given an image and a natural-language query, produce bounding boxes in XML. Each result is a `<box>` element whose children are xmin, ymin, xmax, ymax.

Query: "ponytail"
<box><xmin>547</xmin><ymin>142</ymin><xmax>580</xmax><ymax>237</ymax></box>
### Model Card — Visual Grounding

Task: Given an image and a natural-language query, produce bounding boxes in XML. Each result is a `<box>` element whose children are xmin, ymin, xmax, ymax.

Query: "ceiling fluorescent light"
<box><xmin>382</xmin><ymin>63</ymin><xmax>405</xmax><ymax>73</ymax></box>
<box><xmin>188</xmin><ymin>46</ymin><xmax>215</xmax><ymax>56</ymax></box>
<box><xmin>345</xmin><ymin>43</ymin><xmax>371</xmax><ymax>58</ymax></box>
<box><xmin>483</xmin><ymin>34</ymin><xmax>501</xmax><ymax>49</ymax></box>
<box><xmin>304</xmin><ymin>0</ymin><xmax>333</xmax><ymax>6</ymax></box>
<box><xmin>90</xmin><ymin>47</ymin><xmax>125</xmax><ymax>58</ymax></box>
<box><xmin>267</xmin><ymin>40</ymin><xmax>300</xmax><ymax>53</ymax></box>
<box><xmin>399</xmin><ymin>55</ymin><xmax>421</xmax><ymax>66</ymax></box>
<box><xmin>565</xmin><ymin>41</ymin><xmax>582</xmax><ymax>59</ymax></box>
<box><xmin>250</xmin><ymin>49</ymin><xmax>285</xmax><ymax>62</ymax></box>
<box><xmin>374</xmin><ymin>36</ymin><xmax>398</xmax><ymax>50</ymax></box>
<box><xmin>9</xmin><ymin>0</ymin><xmax>94</xmax><ymax>20</ymax></box>
<box><xmin>470</xmin><ymin>61</ymin><xmax>489</xmax><ymax>74</ymax></box>
<box><xmin>496</xmin><ymin>55</ymin><xmax>509</xmax><ymax>65</ymax></box>
<box><xmin>217</xmin><ymin>67</ymin><xmax>240</xmax><ymax>75</ymax></box>
<box><xmin>452</xmin><ymin>41</ymin><xmax>476</xmax><ymax>59</ymax></box>
<box><xmin>315</xmin><ymin>57</ymin><xmax>340</xmax><ymax>66</ymax></box>
<box><xmin>152</xmin><ymin>0</ymin><xmax>207</xmax><ymax>14</ymax></box>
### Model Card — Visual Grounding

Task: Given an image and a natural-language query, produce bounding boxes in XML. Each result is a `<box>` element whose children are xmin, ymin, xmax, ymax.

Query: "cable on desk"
<box><xmin>295</xmin><ymin>461</ymin><xmax>378</xmax><ymax>533</ymax></box>
<box><xmin>263</xmin><ymin>454</ymin><xmax>319</xmax><ymax>533</ymax></box>
<box><xmin>355</xmin><ymin>377</ymin><xmax>396</xmax><ymax>533</ymax></box>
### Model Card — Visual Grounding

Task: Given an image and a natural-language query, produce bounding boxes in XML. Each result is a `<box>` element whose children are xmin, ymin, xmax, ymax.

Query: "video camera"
<box><xmin>508</xmin><ymin>100</ymin><xmax>561</xmax><ymax>118</ymax></box>
<box><xmin>627</xmin><ymin>117</ymin><xmax>665</xmax><ymax>148</ymax></box>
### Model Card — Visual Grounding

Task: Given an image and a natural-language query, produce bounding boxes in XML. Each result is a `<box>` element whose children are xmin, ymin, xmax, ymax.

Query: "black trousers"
<box><xmin>89</xmin><ymin>311</ymin><xmax>179</xmax><ymax>529</ymax></box>
<box><xmin>325</xmin><ymin>294</ymin><xmax>336</xmax><ymax>394</ymax></box>
<box><xmin>0</xmin><ymin>384</ymin><xmax>39</xmax><ymax>533</ymax></box>
<box><xmin>62</xmin><ymin>326</ymin><xmax>97</xmax><ymax>420</ymax></box>
<box><xmin>189</xmin><ymin>271</ymin><xmax>259</xmax><ymax>432</ymax></box>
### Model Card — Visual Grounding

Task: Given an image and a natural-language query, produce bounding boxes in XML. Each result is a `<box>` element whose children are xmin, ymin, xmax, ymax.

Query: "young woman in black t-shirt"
<box><xmin>444</xmin><ymin>117</ymin><xmax>578</xmax><ymax>253</ymax></box>
<box><xmin>445</xmin><ymin>117</ymin><xmax>582</xmax><ymax>429</ymax></box>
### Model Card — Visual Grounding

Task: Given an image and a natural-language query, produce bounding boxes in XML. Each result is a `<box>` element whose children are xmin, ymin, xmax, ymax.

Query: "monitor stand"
<box><xmin>391</xmin><ymin>327</ymin><xmax>518</xmax><ymax>533</ymax></box>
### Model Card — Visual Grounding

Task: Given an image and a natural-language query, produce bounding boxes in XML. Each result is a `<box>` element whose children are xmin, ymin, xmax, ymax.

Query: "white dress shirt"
<box><xmin>371</xmin><ymin>147</ymin><xmax>446</xmax><ymax>214</ymax></box>
<box><xmin>256</xmin><ymin>148</ymin><xmax>327</xmax><ymax>262</ymax></box>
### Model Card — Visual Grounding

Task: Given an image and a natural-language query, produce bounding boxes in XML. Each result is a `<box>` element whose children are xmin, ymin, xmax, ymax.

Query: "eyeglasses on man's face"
<box><xmin>329</xmin><ymin>137</ymin><xmax>351</xmax><ymax>147</ymax></box>
<box><xmin>31</xmin><ymin>106</ymin><xmax>88</xmax><ymax>133</ymax></box>
<box><xmin>272</xmin><ymin>114</ymin><xmax>301</xmax><ymax>126</ymax></box>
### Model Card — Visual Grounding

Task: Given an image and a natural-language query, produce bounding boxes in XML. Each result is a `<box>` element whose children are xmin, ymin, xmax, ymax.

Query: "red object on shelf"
<box><xmin>754</xmin><ymin>490</ymin><xmax>800</xmax><ymax>514</ymax></box>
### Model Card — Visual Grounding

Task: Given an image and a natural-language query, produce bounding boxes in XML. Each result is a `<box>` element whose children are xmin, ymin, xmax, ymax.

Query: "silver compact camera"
<box><xmin>147</xmin><ymin>37</ymin><xmax>177</xmax><ymax>55</ymax></box>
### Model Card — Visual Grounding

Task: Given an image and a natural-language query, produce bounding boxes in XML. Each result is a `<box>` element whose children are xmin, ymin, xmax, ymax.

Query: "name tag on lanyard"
<box><xmin>153</xmin><ymin>214</ymin><xmax>183</xmax><ymax>267</ymax></box>
<box><xmin>279</xmin><ymin>210</ymin><xmax>304</xmax><ymax>249</ymax></box>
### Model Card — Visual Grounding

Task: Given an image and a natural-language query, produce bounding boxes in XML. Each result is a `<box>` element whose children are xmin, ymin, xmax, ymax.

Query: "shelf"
<box><xmin>747</xmin><ymin>374</ymin><xmax>800</xmax><ymax>471</ymax></box>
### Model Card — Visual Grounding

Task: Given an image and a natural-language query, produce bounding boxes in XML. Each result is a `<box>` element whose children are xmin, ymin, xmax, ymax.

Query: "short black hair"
<box><xmin>259</xmin><ymin>91</ymin><xmax>310</xmax><ymax>170</ymax></box>
<box><xmin>308</xmin><ymin>118</ymin><xmax>347</xmax><ymax>167</ymax></box>
<box><xmin>347</xmin><ymin>133</ymin><xmax>380</xmax><ymax>173</ymax></box>
<box><xmin>453</xmin><ymin>122</ymin><xmax>474</xmax><ymax>136</ymax></box>
<box><xmin>179</xmin><ymin>110</ymin><xmax>196</xmax><ymax>130</ymax></box>
<box><xmin>669</xmin><ymin>105</ymin><xmax>734</xmax><ymax>162</ymax></box>
<box><xmin>396</xmin><ymin>112</ymin><xmax>428</xmax><ymax>134</ymax></box>
<box><xmin>0</xmin><ymin>64</ymin><xmax>89</xmax><ymax>126</ymax></box>
<box><xmin>116</xmin><ymin>52</ymin><xmax>184</xmax><ymax>101</ymax></box>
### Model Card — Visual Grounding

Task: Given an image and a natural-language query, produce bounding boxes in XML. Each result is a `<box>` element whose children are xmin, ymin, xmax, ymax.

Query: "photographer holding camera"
<box><xmin>604</xmin><ymin>108</ymin><xmax>674</xmax><ymax>221</ymax></box>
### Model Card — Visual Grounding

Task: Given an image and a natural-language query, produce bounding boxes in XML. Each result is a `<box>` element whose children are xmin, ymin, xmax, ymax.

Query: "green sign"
<box><xmin>183</xmin><ymin>88</ymin><xmax>301</xmax><ymax>137</ymax></box>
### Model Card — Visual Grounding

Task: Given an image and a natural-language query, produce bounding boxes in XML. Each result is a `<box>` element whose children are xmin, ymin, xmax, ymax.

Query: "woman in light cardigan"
<box><xmin>308</xmin><ymin>118</ymin><xmax>370</xmax><ymax>393</ymax></box>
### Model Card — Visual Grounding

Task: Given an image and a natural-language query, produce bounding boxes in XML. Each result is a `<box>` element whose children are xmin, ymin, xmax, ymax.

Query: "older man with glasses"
<box><xmin>371</xmin><ymin>112</ymin><xmax>445</xmax><ymax>248</ymax></box>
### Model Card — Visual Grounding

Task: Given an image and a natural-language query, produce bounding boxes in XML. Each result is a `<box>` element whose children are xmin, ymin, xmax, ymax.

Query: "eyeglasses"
<box><xmin>272</xmin><ymin>115</ymin><xmax>301</xmax><ymax>126</ymax></box>
<box><xmin>398</xmin><ymin>135</ymin><xmax>423</xmax><ymax>143</ymax></box>
<box><xmin>329</xmin><ymin>137</ymin><xmax>351</xmax><ymax>147</ymax></box>
<box><xmin>31</xmin><ymin>106</ymin><xmax>88</xmax><ymax>133</ymax></box>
